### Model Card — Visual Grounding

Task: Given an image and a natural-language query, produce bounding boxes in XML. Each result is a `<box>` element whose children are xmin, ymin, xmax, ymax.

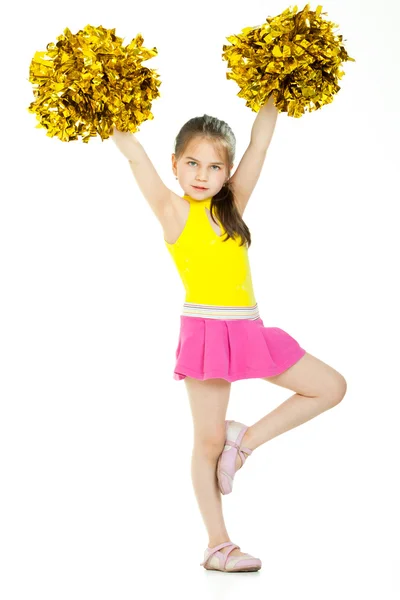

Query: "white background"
<box><xmin>1</xmin><ymin>0</ymin><xmax>399</xmax><ymax>598</ymax></box>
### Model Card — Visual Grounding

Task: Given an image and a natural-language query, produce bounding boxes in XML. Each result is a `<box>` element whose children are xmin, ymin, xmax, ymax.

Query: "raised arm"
<box><xmin>229</xmin><ymin>95</ymin><xmax>279</xmax><ymax>216</ymax></box>
<box><xmin>111</xmin><ymin>129</ymin><xmax>173</xmax><ymax>222</ymax></box>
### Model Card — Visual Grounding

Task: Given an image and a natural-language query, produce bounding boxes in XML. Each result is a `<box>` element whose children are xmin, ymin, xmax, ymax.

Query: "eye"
<box><xmin>211</xmin><ymin>165</ymin><xmax>221</xmax><ymax>170</ymax></box>
<box><xmin>188</xmin><ymin>161</ymin><xmax>197</xmax><ymax>166</ymax></box>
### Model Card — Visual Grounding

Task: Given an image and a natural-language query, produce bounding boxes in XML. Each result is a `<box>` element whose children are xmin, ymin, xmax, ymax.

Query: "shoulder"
<box><xmin>160</xmin><ymin>192</ymin><xmax>191</xmax><ymax>244</ymax></box>
<box><xmin>170</xmin><ymin>191</ymin><xmax>189</xmax><ymax>209</ymax></box>
<box><xmin>162</xmin><ymin>191</ymin><xmax>190</xmax><ymax>220</ymax></box>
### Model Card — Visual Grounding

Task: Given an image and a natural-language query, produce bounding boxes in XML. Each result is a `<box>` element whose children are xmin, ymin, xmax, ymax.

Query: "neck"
<box><xmin>184</xmin><ymin>194</ymin><xmax>212</xmax><ymax>202</ymax></box>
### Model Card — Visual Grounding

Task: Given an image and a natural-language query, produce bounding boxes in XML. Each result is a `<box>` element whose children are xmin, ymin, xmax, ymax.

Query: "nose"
<box><xmin>196</xmin><ymin>172</ymin><xmax>208</xmax><ymax>182</ymax></box>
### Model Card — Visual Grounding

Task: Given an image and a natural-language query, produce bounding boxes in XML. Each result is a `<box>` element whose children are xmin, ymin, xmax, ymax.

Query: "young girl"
<box><xmin>111</xmin><ymin>95</ymin><xmax>347</xmax><ymax>573</ymax></box>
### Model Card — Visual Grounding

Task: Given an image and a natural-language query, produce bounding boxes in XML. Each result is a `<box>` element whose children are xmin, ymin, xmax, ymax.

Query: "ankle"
<box><xmin>242</xmin><ymin>426</ymin><xmax>257</xmax><ymax>451</ymax></box>
<box><xmin>208</xmin><ymin>538</ymin><xmax>232</xmax><ymax>548</ymax></box>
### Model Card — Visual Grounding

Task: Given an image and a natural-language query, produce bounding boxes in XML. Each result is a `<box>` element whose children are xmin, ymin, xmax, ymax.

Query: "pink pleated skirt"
<box><xmin>173</xmin><ymin>313</ymin><xmax>307</xmax><ymax>382</ymax></box>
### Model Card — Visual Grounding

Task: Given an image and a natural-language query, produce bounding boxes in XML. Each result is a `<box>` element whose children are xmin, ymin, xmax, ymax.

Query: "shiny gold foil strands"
<box><xmin>27</xmin><ymin>24</ymin><xmax>161</xmax><ymax>142</ymax></box>
<box><xmin>222</xmin><ymin>3</ymin><xmax>355</xmax><ymax>117</ymax></box>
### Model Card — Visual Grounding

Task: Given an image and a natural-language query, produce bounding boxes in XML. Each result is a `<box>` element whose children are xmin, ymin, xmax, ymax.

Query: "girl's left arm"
<box><xmin>230</xmin><ymin>95</ymin><xmax>278</xmax><ymax>216</ymax></box>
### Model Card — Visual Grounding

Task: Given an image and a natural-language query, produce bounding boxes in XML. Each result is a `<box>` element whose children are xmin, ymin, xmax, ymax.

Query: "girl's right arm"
<box><xmin>111</xmin><ymin>128</ymin><xmax>173</xmax><ymax>223</ymax></box>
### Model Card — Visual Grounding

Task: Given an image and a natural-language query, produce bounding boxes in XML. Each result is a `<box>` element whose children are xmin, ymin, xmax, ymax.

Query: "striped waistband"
<box><xmin>182</xmin><ymin>302</ymin><xmax>260</xmax><ymax>320</ymax></box>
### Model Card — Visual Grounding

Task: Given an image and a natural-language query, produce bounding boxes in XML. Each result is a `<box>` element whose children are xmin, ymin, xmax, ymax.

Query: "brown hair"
<box><xmin>174</xmin><ymin>115</ymin><xmax>252</xmax><ymax>247</ymax></box>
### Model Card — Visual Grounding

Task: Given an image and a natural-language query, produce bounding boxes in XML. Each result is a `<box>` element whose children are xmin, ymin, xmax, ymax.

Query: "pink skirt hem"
<box><xmin>173</xmin><ymin>347</ymin><xmax>306</xmax><ymax>382</ymax></box>
<box><xmin>172</xmin><ymin>316</ymin><xmax>307</xmax><ymax>382</ymax></box>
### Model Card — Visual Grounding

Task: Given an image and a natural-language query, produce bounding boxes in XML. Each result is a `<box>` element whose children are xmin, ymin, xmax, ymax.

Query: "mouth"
<box><xmin>192</xmin><ymin>185</ymin><xmax>208</xmax><ymax>190</ymax></box>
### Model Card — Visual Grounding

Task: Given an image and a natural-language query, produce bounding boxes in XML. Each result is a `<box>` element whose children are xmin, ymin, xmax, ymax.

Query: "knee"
<box><xmin>193</xmin><ymin>427</ymin><xmax>226</xmax><ymax>459</ymax></box>
<box><xmin>326</xmin><ymin>373</ymin><xmax>347</xmax><ymax>406</ymax></box>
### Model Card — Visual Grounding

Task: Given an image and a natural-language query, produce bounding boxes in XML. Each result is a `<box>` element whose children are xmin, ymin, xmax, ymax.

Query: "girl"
<box><xmin>111</xmin><ymin>95</ymin><xmax>347</xmax><ymax>573</ymax></box>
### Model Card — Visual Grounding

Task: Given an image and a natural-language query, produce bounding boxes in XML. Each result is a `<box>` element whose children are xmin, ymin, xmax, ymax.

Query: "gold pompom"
<box><xmin>27</xmin><ymin>24</ymin><xmax>161</xmax><ymax>142</ymax></box>
<box><xmin>222</xmin><ymin>3</ymin><xmax>355</xmax><ymax>117</ymax></box>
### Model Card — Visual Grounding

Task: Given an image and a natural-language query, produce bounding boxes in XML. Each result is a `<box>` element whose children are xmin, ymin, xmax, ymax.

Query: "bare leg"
<box><xmin>240</xmin><ymin>352</ymin><xmax>347</xmax><ymax>457</ymax></box>
<box><xmin>185</xmin><ymin>376</ymin><xmax>249</xmax><ymax>559</ymax></box>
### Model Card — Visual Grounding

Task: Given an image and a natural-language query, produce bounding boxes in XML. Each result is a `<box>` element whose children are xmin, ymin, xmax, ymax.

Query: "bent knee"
<box><xmin>326</xmin><ymin>373</ymin><xmax>347</xmax><ymax>405</ymax></box>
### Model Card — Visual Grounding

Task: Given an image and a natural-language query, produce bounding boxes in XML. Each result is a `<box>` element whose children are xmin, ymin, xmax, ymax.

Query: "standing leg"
<box><xmin>185</xmin><ymin>376</ymin><xmax>251</xmax><ymax>560</ymax></box>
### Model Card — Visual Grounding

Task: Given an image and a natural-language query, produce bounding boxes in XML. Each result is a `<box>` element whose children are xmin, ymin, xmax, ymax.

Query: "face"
<box><xmin>172</xmin><ymin>137</ymin><xmax>233</xmax><ymax>199</ymax></box>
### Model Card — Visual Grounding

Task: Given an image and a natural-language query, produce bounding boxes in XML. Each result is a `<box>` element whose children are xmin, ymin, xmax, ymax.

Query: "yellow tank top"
<box><xmin>164</xmin><ymin>195</ymin><xmax>258</xmax><ymax>316</ymax></box>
